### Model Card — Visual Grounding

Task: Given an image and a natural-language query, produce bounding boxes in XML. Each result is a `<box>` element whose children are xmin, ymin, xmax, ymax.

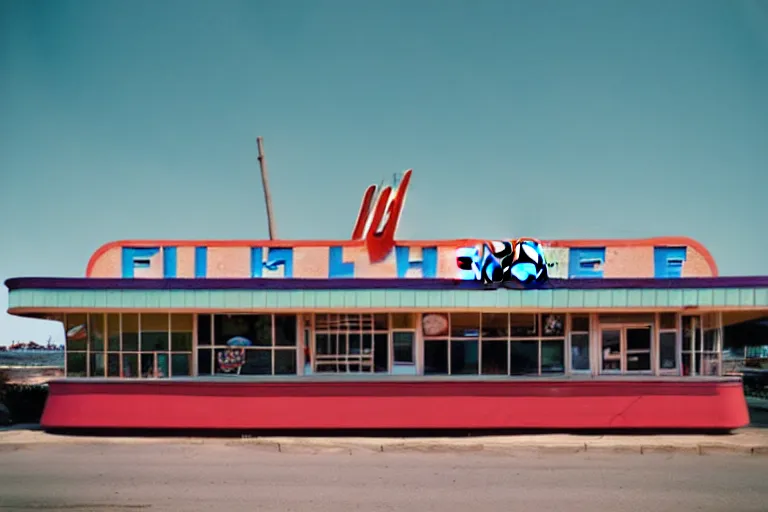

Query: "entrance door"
<box><xmin>600</xmin><ymin>326</ymin><xmax>652</xmax><ymax>374</ymax></box>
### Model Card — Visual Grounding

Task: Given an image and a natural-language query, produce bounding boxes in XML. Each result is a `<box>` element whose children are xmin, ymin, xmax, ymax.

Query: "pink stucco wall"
<box><xmin>85</xmin><ymin>238</ymin><xmax>718</xmax><ymax>280</ymax></box>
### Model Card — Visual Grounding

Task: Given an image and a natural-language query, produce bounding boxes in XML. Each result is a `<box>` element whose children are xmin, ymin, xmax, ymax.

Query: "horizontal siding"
<box><xmin>8</xmin><ymin>287</ymin><xmax>768</xmax><ymax>311</ymax></box>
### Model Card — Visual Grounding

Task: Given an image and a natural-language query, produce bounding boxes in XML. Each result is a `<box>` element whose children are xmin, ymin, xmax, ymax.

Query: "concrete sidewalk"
<box><xmin>2</xmin><ymin>427</ymin><xmax>768</xmax><ymax>456</ymax></box>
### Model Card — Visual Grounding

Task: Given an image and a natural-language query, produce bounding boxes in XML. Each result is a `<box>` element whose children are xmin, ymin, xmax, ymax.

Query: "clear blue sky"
<box><xmin>1</xmin><ymin>0</ymin><xmax>767</xmax><ymax>345</ymax></box>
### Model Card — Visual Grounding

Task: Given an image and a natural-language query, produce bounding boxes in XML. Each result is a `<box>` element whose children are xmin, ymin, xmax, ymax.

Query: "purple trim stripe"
<box><xmin>6</xmin><ymin>276</ymin><xmax>768</xmax><ymax>292</ymax></box>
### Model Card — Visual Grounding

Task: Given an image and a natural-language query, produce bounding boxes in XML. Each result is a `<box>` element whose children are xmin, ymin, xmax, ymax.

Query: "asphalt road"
<box><xmin>1</xmin><ymin>443</ymin><xmax>767</xmax><ymax>512</ymax></box>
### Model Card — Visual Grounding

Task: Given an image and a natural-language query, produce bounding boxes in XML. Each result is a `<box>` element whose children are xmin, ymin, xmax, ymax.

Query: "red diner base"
<box><xmin>40</xmin><ymin>378</ymin><xmax>750</xmax><ymax>431</ymax></box>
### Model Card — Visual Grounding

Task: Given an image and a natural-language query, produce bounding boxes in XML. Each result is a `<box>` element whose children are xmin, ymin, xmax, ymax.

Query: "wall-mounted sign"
<box><xmin>422</xmin><ymin>314</ymin><xmax>449</xmax><ymax>337</ymax></box>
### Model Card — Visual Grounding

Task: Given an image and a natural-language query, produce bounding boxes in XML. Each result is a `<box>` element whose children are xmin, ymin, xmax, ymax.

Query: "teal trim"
<box><xmin>8</xmin><ymin>286</ymin><xmax>768</xmax><ymax>312</ymax></box>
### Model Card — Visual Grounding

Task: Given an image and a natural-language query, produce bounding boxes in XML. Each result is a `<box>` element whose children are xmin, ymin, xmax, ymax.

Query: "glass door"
<box><xmin>600</xmin><ymin>329</ymin><xmax>622</xmax><ymax>372</ymax></box>
<box><xmin>625</xmin><ymin>327</ymin><xmax>652</xmax><ymax>372</ymax></box>
<box><xmin>600</xmin><ymin>325</ymin><xmax>653</xmax><ymax>374</ymax></box>
<box><xmin>392</xmin><ymin>331</ymin><xmax>416</xmax><ymax>375</ymax></box>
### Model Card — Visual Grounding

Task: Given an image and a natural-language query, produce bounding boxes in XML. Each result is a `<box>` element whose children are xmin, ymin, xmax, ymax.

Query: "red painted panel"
<box><xmin>40</xmin><ymin>379</ymin><xmax>749</xmax><ymax>431</ymax></box>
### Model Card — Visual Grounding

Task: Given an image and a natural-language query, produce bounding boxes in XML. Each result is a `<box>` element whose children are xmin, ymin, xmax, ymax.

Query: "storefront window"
<box><xmin>274</xmin><ymin>315</ymin><xmax>297</xmax><ymax>347</ymax></box>
<box><xmin>107</xmin><ymin>314</ymin><xmax>120</xmax><ymax>351</ymax></box>
<box><xmin>570</xmin><ymin>315</ymin><xmax>590</xmax><ymax>371</ymax></box>
<box><xmin>66</xmin><ymin>352</ymin><xmax>86</xmax><ymax>377</ymax></box>
<box><xmin>541</xmin><ymin>340</ymin><xmax>565</xmax><ymax>373</ymax></box>
<box><xmin>65</xmin><ymin>314</ymin><xmax>87</xmax><ymax>376</ymax></box>
<box><xmin>450</xmin><ymin>339</ymin><xmax>479</xmax><ymax>374</ymax></box>
<box><xmin>510</xmin><ymin>314</ymin><xmax>537</xmax><ymax>337</ymax></box>
<box><xmin>659</xmin><ymin>332</ymin><xmax>677</xmax><ymax>370</ymax></box>
<box><xmin>105</xmin><ymin>313</ymin><xmax>120</xmax><ymax>377</ymax></box>
<box><xmin>424</xmin><ymin>340</ymin><xmax>448</xmax><ymax>375</ymax></box>
<box><xmin>451</xmin><ymin>313</ymin><xmax>480</xmax><ymax>338</ymax></box>
<box><xmin>198</xmin><ymin>314</ymin><xmax>298</xmax><ymax>376</ymax></box>
<box><xmin>393</xmin><ymin>332</ymin><xmax>415</xmax><ymax>364</ymax></box>
<box><xmin>481</xmin><ymin>340</ymin><xmax>508</xmax><ymax>375</ymax></box>
<box><xmin>140</xmin><ymin>314</ymin><xmax>168</xmax><ymax>352</ymax></box>
<box><xmin>509</xmin><ymin>341</ymin><xmax>538</xmax><ymax>375</ymax></box>
<box><xmin>482</xmin><ymin>314</ymin><xmax>508</xmax><ymax>338</ymax></box>
<box><xmin>570</xmin><ymin>334</ymin><xmax>590</xmax><ymax>371</ymax></box>
<box><xmin>122</xmin><ymin>314</ymin><xmax>139</xmax><ymax>351</ymax></box>
<box><xmin>419</xmin><ymin>312</ymin><xmax>569</xmax><ymax>377</ymax></box>
<box><xmin>122</xmin><ymin>353</ymin><xmax>138</xmax><ymax>378</ymax></box>
<box><xmin>391</xmin><ymin>313</ymin><xmax>415</xmax><ymax>330</ymax></box>
<box><xmin>311</xmin><ymin>314</ymin><xmax>385</xmax><ymax>373</ymax></box>
<box><xmin>170</xmin><ymin>314</ymin><xmax>193</xmax><ymax>377</ymax></box>
<box><xmin>65</xmin><ymin>314</ymin><xmax>88</xmax><ymax>352</ymax></box>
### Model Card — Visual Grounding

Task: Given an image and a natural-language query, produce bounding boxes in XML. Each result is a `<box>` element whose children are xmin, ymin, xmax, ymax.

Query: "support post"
<box><xmin>257</xmin><ymin>136</ymin><xmax>277</xmax><ymax>240</ymax></box>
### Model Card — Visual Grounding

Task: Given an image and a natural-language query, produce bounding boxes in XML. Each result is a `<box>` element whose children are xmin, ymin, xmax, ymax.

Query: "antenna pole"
<box><xmin>257</xmin><ymin>136</ymin><xmax>277</xmax><ymax>240</ymax></box>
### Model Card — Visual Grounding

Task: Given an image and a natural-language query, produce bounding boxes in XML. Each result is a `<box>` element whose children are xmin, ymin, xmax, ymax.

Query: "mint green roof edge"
<box><xmin>7</xmin><ymin>287</ymin><xmax>768</xmax><ymax>311</ymax></box>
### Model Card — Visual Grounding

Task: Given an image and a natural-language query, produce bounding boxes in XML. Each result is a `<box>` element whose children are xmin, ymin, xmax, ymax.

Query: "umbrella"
<box><xmin>226</xmin><ymin>336</ymin><xmax>252</xmax><ymax>347</ymax></box>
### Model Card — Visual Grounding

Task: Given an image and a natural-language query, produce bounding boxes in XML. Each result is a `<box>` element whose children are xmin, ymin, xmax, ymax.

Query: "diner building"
<box><xmin>4</xmin><ymin>171</ymin><xmax>758</xmax><ymax>431</ymax></box>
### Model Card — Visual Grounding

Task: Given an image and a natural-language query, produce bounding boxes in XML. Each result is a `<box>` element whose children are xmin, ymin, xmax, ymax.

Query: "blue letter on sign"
<box><xmin>395</xmin><ymin>246</ymin><xmax>437</xmax><ymax>278</ymax></box>
<box><xmin>122</xmin><ymin>247</ymin><xmax>160</xmax><ymax>278</ymax></box>
<box><xmin>251</xmin><ymin>247</ymin><xmax>294</xmax><ymax>277</ymax></box>
<box><xmin>194</xmin><ymin>247</ymin><xmax>207</xmax><ymax>278</ymax></box>
<box><xmin>329</xmin><ymin>246</ymin><xmax>355</xmax><ymax>278</ymax></box>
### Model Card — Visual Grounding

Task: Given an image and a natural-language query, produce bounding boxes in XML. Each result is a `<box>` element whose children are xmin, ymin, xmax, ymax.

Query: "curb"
<box><xmin>2</xmin><ymin>431</ymin><xmax>768</xmax><ymax>456</ymax></box>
